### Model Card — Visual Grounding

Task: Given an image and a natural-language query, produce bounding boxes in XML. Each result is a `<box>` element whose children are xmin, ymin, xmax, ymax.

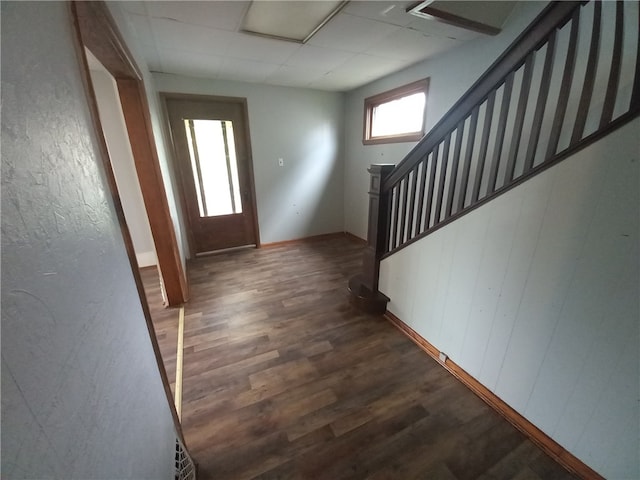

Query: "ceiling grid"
<box><xmin>121</xmin><ymin>1</ymin><xmax>516</xmax><ymax>91</ymax></box>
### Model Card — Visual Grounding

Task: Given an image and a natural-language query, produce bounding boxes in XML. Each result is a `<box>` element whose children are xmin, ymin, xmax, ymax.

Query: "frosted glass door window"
<box><xmin>184</xmin><ymin>119</ymin><xmax>242</xmax><ymax>217</ymax></box>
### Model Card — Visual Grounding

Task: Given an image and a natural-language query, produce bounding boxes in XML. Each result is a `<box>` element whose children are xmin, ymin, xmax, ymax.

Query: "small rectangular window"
<box><xmin>363</xmin><ymin>78</ymin><xmax>429</xmax><ymax>145</ymax></box>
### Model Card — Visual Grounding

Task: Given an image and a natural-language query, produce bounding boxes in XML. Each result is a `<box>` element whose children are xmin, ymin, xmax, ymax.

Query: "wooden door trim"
<box><xmin>71</xmin><ymin>1</ymin><xmax>188</xmax><ymax>305</ymax></box>
<box><xmin>69</xmin><ymin>1</ymin><xmax>188</xmax><ymax>446</ymax></box>
<box><xmin>161</xmin><ymin>92</ymin><xmax>261</xmax><ymax>250</ymax></box>
<box><xmin>117</xmin><ymin>79</ymin><xmax>189</xmax><ymax>302</ymax></box>
<box><xmin>158</xmin><ymin>96</ymin><xmax>197</xmax><ymax>258</ymax></box>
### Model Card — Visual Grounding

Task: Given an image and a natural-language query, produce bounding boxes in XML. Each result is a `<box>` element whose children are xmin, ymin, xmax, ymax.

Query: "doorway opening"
<box><xmin>85</xmin><ymin>54</ymin><xmax>182</xmax><ymax>386</ymax></box>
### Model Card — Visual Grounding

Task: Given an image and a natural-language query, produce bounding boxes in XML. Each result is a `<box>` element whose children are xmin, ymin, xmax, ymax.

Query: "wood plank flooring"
<box><xmin>140</xmin><ymin>266</ymin><xmax>180</xmax><ymax>395</ymax></box>
<box><xmin>144</xmin><ymin>235</ymin><xmax>578</xmax><ymax>480</ymax></box>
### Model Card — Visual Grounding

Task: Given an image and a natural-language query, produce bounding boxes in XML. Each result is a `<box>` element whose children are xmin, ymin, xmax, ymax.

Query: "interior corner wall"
<box><xmin>153</xmin><ymin>73</ymin><xmax>345</xmax><ymax>245</ymax></box>
<box><xmin>379</xmin><ymin>118</ymin><xmax>640</xmax><ymax>478</ymax></box>
<box><xmin>342</xmin><ymin>1</ymin><xmax>548</xmax><ymax>240</ymax></box>
<box><xmin>106</xmin><ymin>2</ymin><xmax>191</xmax><ymax>262</ymax></box>
<box><xmin>1</xmin><ymin>2</ymin><xmax>176</xmax><ymax>478</ymax></box>
<box><xmin>89</xmin><ymin>66</ymin><xmax>157</xmax><ymax>268</ymax></box>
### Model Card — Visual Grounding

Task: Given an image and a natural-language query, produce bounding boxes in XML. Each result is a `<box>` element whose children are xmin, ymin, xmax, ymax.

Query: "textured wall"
<box><xmin>379</xmin><ymin>118</ymin><xmax>640</xmax><ymax>478</ymax></box>
<box><xmin>154</xmin><ymin>73</ymin><xmax>345</xmax><ymax>244</ymax></box>
<box><xmin>1</xmin><ymin>2</ymin><xmax>176</xmax><ymax>478</ymax></box>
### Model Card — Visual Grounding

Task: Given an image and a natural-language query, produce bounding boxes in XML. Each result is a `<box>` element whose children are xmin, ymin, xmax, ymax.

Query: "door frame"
<box><xmin>161</xmin><ymin>92</ymin><xmax>261</xmax><ymax>256</ymax></box>
<box><xmin>70</xmin><ymin>2</ymin><xmax>188</xmax><ymax>306</ymax></box>
<box><xmin>70</xmin><ymin>1</ymin><xmax>188</xmax><ymax>445</ymax></box>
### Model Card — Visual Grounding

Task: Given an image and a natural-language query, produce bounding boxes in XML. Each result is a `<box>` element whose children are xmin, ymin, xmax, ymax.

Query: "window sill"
<box><xmin>362</xmin><ymin>132</ymin><xmax>424</xmax><ymax>145</ymax></box>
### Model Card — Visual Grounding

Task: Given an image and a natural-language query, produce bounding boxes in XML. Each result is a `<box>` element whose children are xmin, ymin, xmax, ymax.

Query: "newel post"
<box><xmin>348</xmin><ymin>164</ymin><xmax>394</xmax><ymax>314</ymax></box>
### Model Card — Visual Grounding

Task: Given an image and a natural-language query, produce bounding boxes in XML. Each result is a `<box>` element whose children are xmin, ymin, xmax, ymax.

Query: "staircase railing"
<box><xmin>351</xmin><ymin>0</ymin><xmax>640</xmax><ymax>311</ymax></box>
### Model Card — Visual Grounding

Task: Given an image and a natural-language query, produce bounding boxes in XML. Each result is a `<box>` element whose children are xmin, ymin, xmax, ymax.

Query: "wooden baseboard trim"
<box><xmin>261</xmin><ymin>232</ymin><xmax>359</xmax><ymax>248</ymax></box>
<box><xmin>384</xmin><ymin>311</ymin><xmax>604</xmax><ymax>480</ymax></box>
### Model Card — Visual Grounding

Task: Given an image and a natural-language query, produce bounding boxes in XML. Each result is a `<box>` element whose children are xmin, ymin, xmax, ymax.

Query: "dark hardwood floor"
<box><xmin>143</xmin><ymin>235</ymin><xmax>577</xmax><ymax>480</ymax></box>
<box><xmin>140</xmin><ymin>265</ymin><xmax>180</xmax><ymax>395</ymax></box>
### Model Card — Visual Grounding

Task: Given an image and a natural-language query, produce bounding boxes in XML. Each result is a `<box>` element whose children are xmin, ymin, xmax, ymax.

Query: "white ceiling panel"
<box><xmin>158</xmin><ymin>49</ymin><xmax>225</xmax><ymax>79</ymax></box>
<box><xmin>365</xmin><ymin>27</ymin><xmax>462</xmax><ymax>63</ymax></box>
<box><xmin>307</xmin><ymin>13</ymin><xmax>400</xmax><ymax>53</ymax></box>
<box><xmin>406</xmin><ymin>17</ymin><xmax>482</xmax><ymax>41</ymax></box>
<box><xmin>265</xmin><ymin>65</ymin><xmax>327</xmax><ymax>87</ymax></box>
<box><xmin>333</xmin><ymin>53</ymin><xmax>410</xmax><ymax>80</ymax></box>
<box><xmin>309</xmin><ymin>69</ymin><xmax>377</xmax><ymax>91</ymax></box>
<box><xmin>150</xmin><ymin>18</ymin><xmax>234</xmax><ymax>57</ymax></box>
<box><xmin>144</xmin><ymin>1</ymin><xmax>249</xmax><ymax>32</ymax></box>
<box><xmin>342</xmin><ymin>1</ymin><xmax>416</xmax><ymax>27</ymax></box>
<box><xmin>242</xmin><ymin>1</ymin><xmax>344</xmax><ymax>42</ymax></box>
<box><xmin>225</xmin><ymin>33</ymin><xmax>301</xmax><ymax>64</ymax></box>
<box><xmin>285</xmin><ymin>44</ymin><xmax>355</xmax><ymax>71</ymax></box>
<box><xmin>114</xmin><ymin>0</ymin><xmax>521</xmax><ymax>91</ymax></box>
<box><xmin>219</xmin><ymin>57</ymin><xmax>282</xmax><ymax>83</ymax></box>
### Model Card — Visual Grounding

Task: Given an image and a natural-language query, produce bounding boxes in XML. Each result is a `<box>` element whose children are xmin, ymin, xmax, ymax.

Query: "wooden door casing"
<box><xmin>163</xmin><ymin>94</ymin><xmax>260</xmax><ymax>254</ymax></box>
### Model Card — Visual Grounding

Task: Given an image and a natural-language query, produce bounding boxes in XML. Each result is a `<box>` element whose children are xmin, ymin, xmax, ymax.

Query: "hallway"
<box><xmin>145</xmin><ymin>235</ymin><xmax>576</xmax><ymax>479</ymax></box>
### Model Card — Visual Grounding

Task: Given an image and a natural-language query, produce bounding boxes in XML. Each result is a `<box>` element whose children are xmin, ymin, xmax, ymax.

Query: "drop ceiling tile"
<box><xmin>309</xmin><ymin>70</ymin><xmax>377</xmax><ymax>91</ymax></box>
<box><xmin>285</xmin><ymin>44</ymin><xmax>355</xmax><ymax>71</ymax></box>
<box><xmin>120</xmin><ymin>0</ymin><xmax>512</xmax><ymax>91</ymax></box>
<box><xmin>365</xmin><ymin>27</ymin><xmax>462</xmax><ymax>63</ymax></box>
<box><xmin>225</xmin><ymin>33</ymin><xmax>301</xmax><ymax>64</ymax></box>
<box><xmin>150</xmin><ymin>18</ymin><xmax>234</xmax><ymax>57</ymax></box>
<box><xmin>342</xmin><ymin>1</ymin><xmax>416</xmax><ymax>27</ymax></box>
<box><xmin>406</xmin><ymin>17</ymin><xmax>482</xmax><ymax>41</ymax></box>
<box><xmin>331</xmin><ymin>53</ymin><xmax>410</xmax><ymax>80</ymax></box>
<box><xmin>308</xmin><ymin>12</ymin><xmax>400</xmax><ymax>53</ymax></box>
<box><xmin>144</xmin><ymin>1</ymin><xmax>250</xmax><ymax>32</ymax></box>
<box><xmin>265</xmin><ymin>65</ymin><xmax>327</xmax><ymax>87</ymax></box>
<box><xmin>218</xmin><ymin>57</ymin><xmax>282</xmax><ymax>83</ymax></box>
<box><xmin>157</xmin><ymin>49</ymin><xmax>225</xmax><ymax>79</ymax></box>
<box><xmin>242</xmin><ymin>1</ymin><xmax>346</xmax><ymax>42</ymax></box>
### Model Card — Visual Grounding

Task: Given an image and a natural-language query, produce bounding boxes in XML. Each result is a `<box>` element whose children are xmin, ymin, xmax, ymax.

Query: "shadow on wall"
<box><xmin>260</xmin><ymin>121</ymin><xmax>341</xmax><ymax>242</ymax></box>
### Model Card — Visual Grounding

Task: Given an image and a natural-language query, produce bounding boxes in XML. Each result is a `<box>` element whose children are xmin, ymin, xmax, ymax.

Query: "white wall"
<box><xmin>343</xmin><ymin>1</ymin><xmax>547</xmax><ymax>239</ymax></box>
<box><xmin>154</xmin><ymin>73</ymin><xmax>345</xmax><ymax>244</ymax></box>
<box><xmin>1</xmin><ymin>2</ymin><xmax>176</xmax><ymax>478</ymax></box>
<box><xmin>379</xmin><ymin>118</ymin><xmax>640</xmax><ymax>479</ymax></box>
<box><xmin>89</xmin><ymin>65</ymin><xmax>157</xmax><ymax>267</ymax></box>
<box><xmin>106</xmin><ymin>2</ymin><xmax>191</xmax><ymax>263</ymax></box>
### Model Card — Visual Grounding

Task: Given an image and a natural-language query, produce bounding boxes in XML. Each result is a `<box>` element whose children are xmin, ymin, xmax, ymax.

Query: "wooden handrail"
<box><xmin>377</xmin><ymin>0</ymin><xmax>639</xmax><ymax>258</ymax></box>
<box><xmin>351</xmin><ymin>0</ymin><xmax>640</xmax><ymax>313</ymax></box>
<box><xmin>383</xmin><ymin>1</ymin><xmax>582</xmax><ymax>190</ymax></box>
